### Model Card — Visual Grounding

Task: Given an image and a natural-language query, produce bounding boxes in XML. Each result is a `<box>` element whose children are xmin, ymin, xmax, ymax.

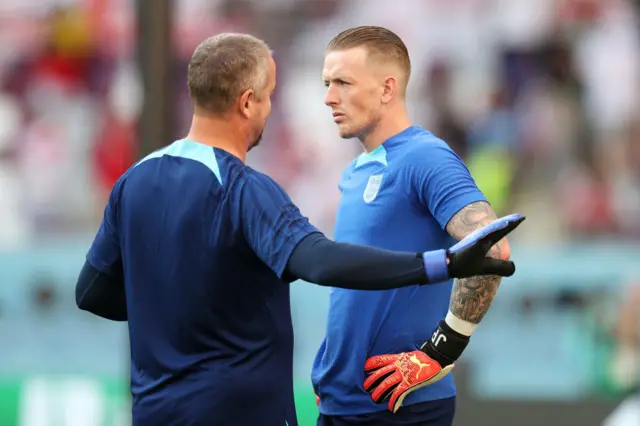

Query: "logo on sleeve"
<box><xmin>363</xmin><ymin>174</ymin><xmax>383</xmax><ymax>203</ymax></box>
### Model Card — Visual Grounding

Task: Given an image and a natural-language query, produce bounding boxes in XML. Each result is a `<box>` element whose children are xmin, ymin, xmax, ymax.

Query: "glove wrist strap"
<box><xmin>420</xmin><ymin>320</ymin><xmax>470</xmax><ymax>367</ymax></box>
<box><xmin>421</xmin><ymin>249</ymin><xmax>449</xmax><ymax>284</ymax></box>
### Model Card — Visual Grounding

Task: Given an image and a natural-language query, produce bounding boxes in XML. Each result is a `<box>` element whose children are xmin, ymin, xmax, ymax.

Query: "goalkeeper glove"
<box><xmin>363</xmin><ymin>321</ymin><xmax>468</xmax><ymax>413</ymax></box>
<box><xmin>364</xmin><ymin>214</ymin><xmax>525</xmax><ymax>413</ymax></box>
<box><xmin>364</xmin><ymin>348</ymin><xmax>449</xmax><ymax>413</ymax></box>
<box><xmin>421</xmin><ymin>213</ymin><xmax>524</xmax><ymax>283</ymax></box>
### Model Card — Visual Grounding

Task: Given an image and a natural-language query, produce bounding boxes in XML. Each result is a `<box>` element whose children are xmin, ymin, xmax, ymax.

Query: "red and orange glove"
<box><xmin>364</xmin><ymin>319</ymin><xmax>472</xmax><ymax>413</ymax></box>
<box><xmin>363</xmin><ymin>348</ymin><xmax>453</xmax><ymax>413</ymax></box>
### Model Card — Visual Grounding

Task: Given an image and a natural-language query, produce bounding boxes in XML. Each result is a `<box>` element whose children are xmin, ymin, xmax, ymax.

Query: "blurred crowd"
<box><xmin>0</xmin><ymin>0</ymin><xmax>639</xmax><ymax>247</ymax></box>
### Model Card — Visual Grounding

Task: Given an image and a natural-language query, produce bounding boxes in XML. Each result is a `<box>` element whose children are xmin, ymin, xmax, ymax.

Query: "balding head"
<box><xmin>187</xmin><ymin>33</ymin><xmax>272</xmax><ymax>115</ymax></box>
<box><xmin>186</xmin><ymin>33</ymin><xmax>276</xmax><ymax>154</ymax></box>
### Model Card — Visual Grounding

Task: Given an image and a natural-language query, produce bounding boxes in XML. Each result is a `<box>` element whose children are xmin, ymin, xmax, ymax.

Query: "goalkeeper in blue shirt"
<box><xmin>74</xmin><ymin>33</ymin><xmax>523</xmax><ymax>426</ymax></box>
<box><xmin>312</xmin><ymin>26</ymin><xmax>517</xmax><ymax>425</ymax></box>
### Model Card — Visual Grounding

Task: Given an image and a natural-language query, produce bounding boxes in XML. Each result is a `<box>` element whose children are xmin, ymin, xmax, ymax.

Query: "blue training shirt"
<box><xmin>86</xmin><ymin>139</ymin><xmax>319</xmax><ymax>426</ymax></box>
<box><xmin>311</xmin><ymin>126</ymin><xmax>487</xmax><ymax>415</ymax></box>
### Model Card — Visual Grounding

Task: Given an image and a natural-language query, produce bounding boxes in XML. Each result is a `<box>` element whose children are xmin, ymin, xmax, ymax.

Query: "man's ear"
<box><xmin>238</xmin><ymin>88</ymin><xmax>255</xmax><ymax>118</ymax></box>
<box><xmin>381</xmin><ymin>76</ymin><xmax>398</xmax><ymax>104</ymax></box>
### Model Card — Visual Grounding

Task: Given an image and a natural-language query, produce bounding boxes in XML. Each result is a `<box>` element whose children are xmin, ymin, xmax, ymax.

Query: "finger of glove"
<box><xmin>364</xmin><ymin>363</ymin><xmax>396</xmax><ymax>391</ymax></box>
<box><xmin>370</xmin><ymin>371</ymin><xmax>402</xmax><ymax>403</ymax></box>
<box><xmin>377</xmin><ymin>382</ymin><xmax>397</xmax><ymax>403</ymax></box>
<box><xmin>496</xmin><ymin>213</ymin><xmax>526</xmax><ymax>224</ymax></box>
<box><xmin>388</xmin><ymin>382</ymin><xmax>410</xmax><ymax>413</ymax></box>
<box><xmin>448</xmin><ymin>214</ymin><xmax>524</xmax><ymax>254</ymax></box>
<box><xmin>364</xmin><ymin>354</ymin><xmax>398</xmax><ymax>372</ymax></box>
<box><xmin>476</xmin><ymin>216</ymin><xmax>525</xmax><ymax>250</ymax></box>
<box><xmin>479</xmin><ymin>257</ymin><xmax>516</xmax><ymax>277</ymax></box>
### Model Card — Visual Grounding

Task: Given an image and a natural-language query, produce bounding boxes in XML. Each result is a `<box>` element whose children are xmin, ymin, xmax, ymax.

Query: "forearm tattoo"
<box><xmin>445</xmin><ymin>201</ymin><xmax>504</xmax><ymax>324</ymax></box>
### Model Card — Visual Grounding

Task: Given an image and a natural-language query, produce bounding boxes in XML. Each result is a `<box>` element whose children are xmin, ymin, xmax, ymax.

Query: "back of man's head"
<box><xmin>187</xmin><ymin>33</ymin><xmax>271</xmax><ymax>115</ymax></box>
<box><xmin>326</xmin><ymin>26</ymin><xmax>411</xmax><ymax>94</ymax></box>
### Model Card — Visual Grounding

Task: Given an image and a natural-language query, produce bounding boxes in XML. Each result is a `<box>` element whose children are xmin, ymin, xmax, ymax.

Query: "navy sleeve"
<box><xmin>286</xmin><ymin>233</ymin><xmax>438</xmax><ymax>289</ymax></box>
<box><xmin>76</xmin><ymin>260</ymin><xmax>127</xmax><ymax>321</ymax></box>
<box><xmin>86</xmin><ymin>179</ymin><xmax>123</xmax><ymax>277</ymax></box>
<box><xmin>409</xmin><ymin>142</ymin><xmax>487</xmax><ymax>230</ymax></box>
<box><xmin>239</xmin><ymin>171</ymin><xmax>321</xmax><ymax>278</ymax></box>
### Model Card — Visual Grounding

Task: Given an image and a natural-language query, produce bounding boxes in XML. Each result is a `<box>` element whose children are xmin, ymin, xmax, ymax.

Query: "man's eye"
<box><xmin>324</xmin><ymin>80</ymin><xmax>348</xmax><ymax>87</ymax></box>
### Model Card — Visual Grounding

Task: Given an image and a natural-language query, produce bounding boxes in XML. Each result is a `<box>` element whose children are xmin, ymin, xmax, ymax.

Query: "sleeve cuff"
<box><xmin>422</xmin><ymin>249</ymin><xmax>449</xmax><ymax>284</ymax></box>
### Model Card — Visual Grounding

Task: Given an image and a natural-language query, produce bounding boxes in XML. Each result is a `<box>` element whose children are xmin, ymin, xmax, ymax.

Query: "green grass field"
<box><xmin>295</xmin><ymin>384</ymin><xmax>320</xmax><ymax>425</ymax></box>
<box><xmin>0</xmin><ymin>378</ymin><xmax>322</xmax><ymax>426</ymax></box>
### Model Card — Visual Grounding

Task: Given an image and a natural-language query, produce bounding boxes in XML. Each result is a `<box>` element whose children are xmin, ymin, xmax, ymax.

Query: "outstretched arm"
<box><xmin>239</xmin><ymin>170</ymin><xmax>519</xmax><ymax>291</ymax></box>
<box><xmin>286</xmin><ymin>214</ymin><xmax>521</xmax><ymax>290</ymax></box>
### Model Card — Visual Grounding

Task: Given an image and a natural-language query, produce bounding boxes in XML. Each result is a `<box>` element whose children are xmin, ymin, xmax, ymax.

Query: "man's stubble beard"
<box><xmin>248</xmin><ymin>130</ymin><xmax>263</xmax><ymax>152</ymax></box>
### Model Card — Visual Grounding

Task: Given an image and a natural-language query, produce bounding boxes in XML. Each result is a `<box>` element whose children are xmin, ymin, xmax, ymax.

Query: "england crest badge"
<box><xmin>363</xmin><ymin>174</ymin><xmax>383</xmax><ymax>203</ymax></box>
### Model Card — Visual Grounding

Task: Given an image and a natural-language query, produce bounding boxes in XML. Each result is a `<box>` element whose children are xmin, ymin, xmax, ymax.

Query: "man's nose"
<box><xmin>324</xmin><ymin>85</ymin><xmax>338</xmax><ymax>106</ymax></box>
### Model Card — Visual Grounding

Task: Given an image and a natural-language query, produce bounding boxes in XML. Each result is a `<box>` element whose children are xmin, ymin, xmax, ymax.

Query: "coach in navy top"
<box><xmin>75</xmin><ymin>33</ymin><xmax>523</xmax><ymax>426</ymax></box>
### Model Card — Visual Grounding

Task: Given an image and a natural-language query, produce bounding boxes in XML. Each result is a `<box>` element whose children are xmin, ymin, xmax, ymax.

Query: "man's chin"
<box><xmin>336</xmin><ymin>124</ymin><xmax>361</xmax><ymax>140</ymax></box>
<box><xmin>338</xmin><ymin>130</ymin><xmax>358</xmax><ymax>140</ymax></box>
<box><xmin>248</xmin><ymin>134</ymin><xmax>263</xmax><ymax>151</ymax></box>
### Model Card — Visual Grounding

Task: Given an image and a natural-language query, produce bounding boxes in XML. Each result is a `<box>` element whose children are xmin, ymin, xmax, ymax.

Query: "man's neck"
<box><xmin>186</xmin><ymin>113</ymin><xmax>247</xmax><ymax>163</ymax></box>
<box><xmin>360</xmin><ymin>108</ymin><xmax>412</xmax><ymax>153</ymax></box>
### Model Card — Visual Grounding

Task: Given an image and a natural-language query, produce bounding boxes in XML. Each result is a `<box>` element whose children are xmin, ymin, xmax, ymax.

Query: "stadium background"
<box><xmin>1</xmin><ymin>0</ymin><xmax>640</xmax><ymax>425</ymax></box>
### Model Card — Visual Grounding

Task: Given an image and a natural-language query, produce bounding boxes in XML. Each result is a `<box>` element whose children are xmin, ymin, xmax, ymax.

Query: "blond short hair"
<box><xmin>326</xmin><ymin>26</ymin><xmax>411</xmax><ymax>88</ymax></box>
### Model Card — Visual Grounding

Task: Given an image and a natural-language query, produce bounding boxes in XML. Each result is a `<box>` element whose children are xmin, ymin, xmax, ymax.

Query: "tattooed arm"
<box><xmin>445</xmin><ymin>201</ymin><xmax>511</xmax><ymax>324</ymax></box>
